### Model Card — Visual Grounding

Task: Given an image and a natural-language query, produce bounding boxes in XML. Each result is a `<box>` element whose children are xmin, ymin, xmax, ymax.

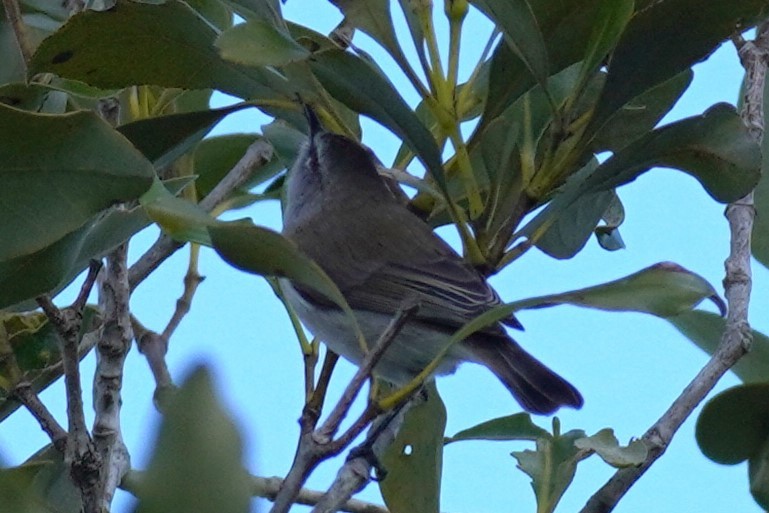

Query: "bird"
<box><xmin>280</xmin><ymin>112</ymin><xmax>583</xmax><ymax>414</ymax></box>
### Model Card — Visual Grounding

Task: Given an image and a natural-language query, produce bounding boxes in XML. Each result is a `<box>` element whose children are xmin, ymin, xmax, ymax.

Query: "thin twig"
<box><xmin>121</xmin><ymin>470</ymin><xmax>389</xmax><ymax>513</ymax></box>
<box><xmin>73</xmin><ymin>260</ymin><xmax>103</xmax><ymax>313</ymax></box>
<box><xmin>313</xmin><ymin>398</ymin><xmax>416</xmax><ymax>513</ymax></box>
<box><xmin>127</xmin><ymin>139</ymin><xmax>273</xmax><ymax>291</ymax></box>
<box><xmin>317</xmin><ymin>302</ymin><xmax>419</xmax><ymax>442</ymax></box>
<box><xmin>270</xmin><ymin>303</ymin><xmax>419</xmax><ymax>513</ymax></box>
<box><xmin>161</xmin><ymin>245</ymin><xmax>205</xmax><ymax>341</ymax></box>
<box><xmin>35</xmin><ymin>295</ymin><xmax>101</xmax><ymax>513</ymax></box>
<box><xmin>580</xmin><ymin>22</ymin><xmax>768</xmax><ymax>513</ymax></box>
<box><xmin>93</xmin><ymin>243</ymin><xmax>133</xmax><ymax>510</ymax></box>
<box><xmin>2</xmin><ymin>0</ymin><xmax>32</xmax><ymax>70</ymax></box>
<box><xmin>14</xmin><ymin>383</ymin><xmax>69</xmax><ymax>453</ymax></box>
<box><xmin>132</xmin><ymin>316</ymin><xmax>175</xmax><ymax>404</ymax></box>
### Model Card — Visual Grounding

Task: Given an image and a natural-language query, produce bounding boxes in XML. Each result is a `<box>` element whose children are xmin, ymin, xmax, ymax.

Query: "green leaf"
<box><xmin>445</xmin><ymin>413</ymin><xmax>549</xmax><ymax>444</ymax></box>
<box><xmin>528</xmin><ymin>160</ymin><xmax>616</xmax><ymax>259</ymax></box>
<box><xmin>696</xmin><ymin>384</ymin><xmax>769</xmax><ymax>465</ymax></box>
<box><xmin>118</xmin><ymin>104</ymin><xmax>250</xmax><ymax>169</ymax></box>
<box><xmin>456</xmin><ymin>264</ymin><xmax>723</xmax><ymax>338</ymax></box>
<box><xmin>0</xmin><ymin>308</ymin><xmax>99</xmax><ymax>422</ymax></box>
<box><xmin>513</xmin><ymin>429</ymin><xmax>585</xmax><ymax>513</ymax></box>
<box><xmin>194</xmin><ymin>134</ymin><xmax>283</xmax><ymax>198</ymax></box>
<box><xmin>574</xmin><ymin>429</ymin><xmax>647</xmax><ymax>468</ymax></box>
<box><xmin>331</xmin><ymin>0</ymin><xmax>401</xmax><ymax>59</ymax></box>
<box><xmin>591</xmin><ymin>70</ymin><xmax>693</xmax><ymax>153</ymax></box>
<box><xmin>380</xmin><ymin>382</ymin><xmax>446</xmax><ymax>513</ymax></box>
<box><xmin>208</xmin><ymin>220</ymin><xmax>352</xmax><ymax>314</ymax></box>
<box><xmin>480</xmin><ymin>0</ymin><xmax>605</xmax><ymax>128</ymax></box>
<box><xmin>22</xmin><ymin>444</ymin><xmax>83</xmax><ymax>513</ymax></box>
<box><xmin>0</xmin><ymin>104</ymin><xmax>154</xmax><ymax>263</ymax></box>
<box><xmin>572</xmin><ymin>0</ymin><xmax>633</xmax><ymax>99</ymax></box>
<box><xmin>29</xmin><ymin>0</ymin><xmax>290</xmax><ymax>100</ymax></box>
<box><xmin>134</xmin><ymin>367</ymin><xmax>251</xmax><ymax>513</ymax></box>
<box><xmin>0</xmin><ymin>463</ymin><xmax>49</xmax><ymax>513</ymax></box>
<box><xmin>750</xmin><ymin>438</ymin><xmax>769</xmax><ymax>510</ymax></box>
<box><xmin>140</xmin><ymin>180</ymin><xmax>215</xmax><ymax>245</ymax></box>
<box><xmin>523</xmin><ymin>104</ymin><xmax>760</xmax><ymax>247</ymax></box>
<box><xmin>590</xmin><ymin>0</ymin><xmax>769</xmax><ymax>132</ymax></box>
<box><xmin>308</xmin><ymin>49</ymin><xmax>445</xmax><ymax>189</ymax></box>
<box><xmin>667</xmin><ymin>310</ymin><xmax>769</xmax><ymax>385</ymax></box>
<box><xmin>473</xmin><ymin>0</ymin><xmax>550</xmax><ymax>89</ymax></box>
<box><xmin>215</xmin><ymin>20</ymin><xmax>310</xmax><ymax>67</ymax></box>
<box><xmin>512</xmin><ymin>262</ymin><xmax>725</xmax><ymax>318</ymax></box>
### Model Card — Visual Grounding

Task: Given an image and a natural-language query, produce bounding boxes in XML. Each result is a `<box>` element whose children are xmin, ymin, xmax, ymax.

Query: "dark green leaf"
<box><xmin>308</xmin><ymin>49</ymin><xmax>445</xmax><ymax>189</ymax></box>
<box><xmin>185</xmin><ymin>0</ymin><xmax>234</xmax><ymax>31</ymax></box>
<box><xmin>215</xmin><ymin>20</ymin><xmax>310</xmax><ymax>67</ymax></box>
<box><xmin>472</xmin><ymin>0</ymin><xmax>549</xmax><ymax>88</ymax></box>
<box><xmin>445</xmin><ymin>413</ymin><xmax>548</xmax><ymax>443</ymax></box>
<box><xmin>480</xmin><ymin>0</ymin><xmax>605</xmax><ymax>128</ymax></box>
<box><xmin>23</xmin><ymin>444</ymin><xmax>82</xmax><ymax>513</ymax></box>
<box><xmin>668</xmin><ymin>310</ymin><xmax>769</xmax><ymax>385</ymax></box>
<box><xmin>134</xmin><ymin>367</ymin><xmax>251</xmax><ymax>513</ymax></box>
<box><xmin>591</xmin><ymin>70</ymin><xmax>693</xmax><ymax>153</ymax></box>
<box><xmin>331</xmin><ymin>0</ymin><xmax>401</xmax><ymax>58</ymax></box>
<box><xmin>572</xmin><ymin>0</ymin><xmax>632</xmax><ymax>98</ymax></box>
<box><xmin>380</xmin><ymin>382</ymin><xmax>446</xmax><ymax>513</ymax></box>
<box><xmin>590</xmin><ymin>0</ymin><xmax>769</xmax><ymax>131</ymax></box>
<box><xmin>527</xmin><ymin>158</ymin><xmax>616</xmax><ymax>259</ymax></box>
<box><xmin>29</xmin><ymin>0</ymin><xmax>290</xmax><ymax>100</ymax></box>
<box><xmin>140</xmin><ymin>180</ymin><xmax>215</xmax><ymax>245</ymax></box>
<box><xmin>0</xmin><ymin>309</ymin><xmax>99</xmax><ymax>422</ymax></box>
<box><xmin>0</xmin><ymin>104</ymin><xmax>154</xmax><ymax>263</ymax></box>
<box><xmin>208</xmin><ymin>220</ymin><xmax>352</xmax><ymax>314</ymax></box>
<box><xmin>696</xmin><ymin>384</ymin><xmax>769</xmax><ymax>465</ymax></box>
<box><xmin>194</xmin><ymin>134</ymin><xmax>282</xmax><ymax>198</ymax></box>
<box><xmin>513</xmin><ymin>429</ymin><xmax>585</xmax><ymax>513</ymax></box>
<box><xmin>511</xmin><ymin>262</ymin><xmax>725</xmax><ymax>318</ymax></box>
<box><xmin>523</xmin><ymin>104</ymin><xmax>760</xmax><ymax>246</ymax></box>
<box><xmin>117</xmin><ymin>104</ymin><xmax>250</xmax><ymax>169</ymax></box>
<box><xmin>749</xmin><ymin>438</ymin><xmax>769</xmax><ymax>510</ymax></box>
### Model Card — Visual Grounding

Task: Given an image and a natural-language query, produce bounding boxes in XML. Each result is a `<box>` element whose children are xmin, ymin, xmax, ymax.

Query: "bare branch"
<box><xmin>73</xmin><ymin>260</ymin><xmax>103</xmax><ymax>313</ymax></box>
<box><xmin>93</xmin><ymin>243</ymin><xmax>133</xmax><ymax>510</ymax></box>
<box><xmin>35</xmin><ymin>295</ymin><xmax>101</xmax><ymax>513</ymax></box>
<box><xmin>132</xmin><ymin>316</ymin><xmax>175</xmax><ymax>403</ymax></box>
<box><xmin>14</xmin><ymin>383</ymin><xmax>68</xmax><ymax>453</ymax></box>
<box><xmin>127</xmin><ymin>139</ymin><xmax>273</xmax><ymax>291</ymax></box>
<box><xmin>162</xmin><ymin>245</ymin><xmax>205</xmax><ymax>341</ymax></box>
<box><xmin>580</xmin><ymin>22</ymin><xmax>768</xmax><ymax>513</ymax></box>
<box><xmin>255</xmin><ymin>474</ymin><xmax>389</xmax><ymax>513</ymax></box>
<box><xmin>313</xmin><ymin>399</ymin><xmax>415</xmax><ymax>513</ymax></box>
<box><xmin>270</xmin><ymin>303</ymin><xmax>419</xmax><ymax>513</ymax></box>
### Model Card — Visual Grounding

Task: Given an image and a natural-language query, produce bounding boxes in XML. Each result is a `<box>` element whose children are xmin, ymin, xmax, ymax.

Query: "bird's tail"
<box><xmin>463</xmin><ymin>336</ymin><xmax>583</xmax><ymax>414</ymax></box>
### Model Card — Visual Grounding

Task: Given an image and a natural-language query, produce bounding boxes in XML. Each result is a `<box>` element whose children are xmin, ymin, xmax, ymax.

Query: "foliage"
<box><xmin>1</xmin><ymin>0</ymin><xmax>769</xmax><ymax>512</ymax></box>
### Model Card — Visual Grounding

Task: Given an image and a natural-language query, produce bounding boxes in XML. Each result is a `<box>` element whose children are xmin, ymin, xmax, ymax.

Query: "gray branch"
<box><xmin>93</xmin><ymin>243</ymin><xmax>133</xmax><ymax>510</ymax></box>
<box><xmin>127</xmin><ymin>139</ymin><xmax>273</xmax><ymax>291</ymax></box>
<box><xmin>580</xmin><ymin>22</ymin><xmax>768</xmax><ymax>513</ymax></box>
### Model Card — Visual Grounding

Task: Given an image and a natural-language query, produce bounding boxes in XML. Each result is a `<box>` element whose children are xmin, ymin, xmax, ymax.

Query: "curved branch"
<box><xmin>580</xmin><ymin>22</ymin><xmax>769</xmax><ymax>513</ymax></box>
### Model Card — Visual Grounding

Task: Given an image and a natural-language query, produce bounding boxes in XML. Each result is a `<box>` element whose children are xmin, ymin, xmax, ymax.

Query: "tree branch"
<box><xmin>270</xmin><ymin>303</ymin><xmax>419</xmax><ymax>513</ymax></box>
<box><xmin>580</xmin><ymin>22</ymin><xmax>768</xmax><ymax>513</ymax></box>
<box><xmin>93</xmin><ymin>243</ymin><xmax>133</xmax><ymax>510</ymax></box>
<box><xmin>127</xmin><ymin>139</ymin><xmax>273</xmax><ymax>291</ymax></box>
<box><xmin>36</xmin><ymin>273</ymin><xmax>103</xmax><ymax>512</ymax></box>
<box><xmin>14</xmin><ymin>383</ymin><xmax>69</xmax><ymax>453</ymax></box>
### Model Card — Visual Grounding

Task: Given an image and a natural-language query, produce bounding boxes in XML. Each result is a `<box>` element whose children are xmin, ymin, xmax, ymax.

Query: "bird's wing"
<box><xmin>288</xmin><ymin>201</ymin><xmax>520</xmax><ymax>331</ymax></box>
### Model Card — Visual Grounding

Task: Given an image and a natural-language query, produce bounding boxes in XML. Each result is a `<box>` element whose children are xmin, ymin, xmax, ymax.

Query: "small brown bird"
<box><xmin>280</xmin><ymin>115</ymin><xmax>582</xmax><ymax>414</ymax></box>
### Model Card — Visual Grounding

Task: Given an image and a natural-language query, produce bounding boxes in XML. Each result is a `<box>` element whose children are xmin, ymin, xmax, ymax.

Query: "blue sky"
<box><xmin>1</xmin><ymin>3</ymin><xmax>766</xmax><ymax>513</ymax></box>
